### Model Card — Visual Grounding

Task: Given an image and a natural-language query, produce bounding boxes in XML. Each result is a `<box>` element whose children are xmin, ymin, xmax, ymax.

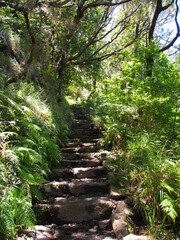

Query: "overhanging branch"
<box><xmin>68</xmin><ymin>4</ymin><xmax>139</xmax><ymax>64</ymax></box>
<box><xmin>160</xmin><ymin>0</ymin><xmax>180</xmax><ymax>52</ymax></box>
<box><xmin>94</xmin><ymin>5</ymin><xmax>140</xmax><ymax>44</ymax></box>
<box><xmin>161</xmin><ymin>0</ymin><xmax>174</xmax><ymax>11</ymax></box>
<box><xmin>149</xmin><ymin>0</ymin><xmax>175</xmax><ymax>43</ymax></box>
<box><xmin>85</xmin><ymin>24</ymin><xmax>128</xmax><ymax>61</ymax></box>
<box><xmin>68</xmin><ymin>7</ymin><xmax>110</xmax><ymax>62</ymax></box>
<box><xmin>83</xmin><ymin>0</ymin><xmax>132</xmax><ymax>12</ymax></box>
<box><xmin>72</xmin><ymin>38</ymin><xmax>136</xmax><ymax>65</ymax></box>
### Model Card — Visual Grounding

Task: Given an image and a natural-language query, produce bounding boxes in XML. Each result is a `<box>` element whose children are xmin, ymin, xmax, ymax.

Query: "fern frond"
<box><xmin>19</xmin><ymin>166</ymin><xmax>46</xmax><ymax>185</ymax></box>
<box><xmin>30</xmin><ymin>185</ymin><xmax>43</xmax><ymax>200</ymax></box>
<box><xmin>160</xmin><ymin>193</ymin><xmax>178</xmax><ymax>223</ymax></box>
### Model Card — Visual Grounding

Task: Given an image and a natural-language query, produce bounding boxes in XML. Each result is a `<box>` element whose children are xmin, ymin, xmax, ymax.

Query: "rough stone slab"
<box><xmin>123</xmin><ymin>234</ymin><xmax>153</xmax><ymax>240</ymax></box>
<box><xmin>73</xmin><ymin>127</ymin><xmax>100</xmax><ymax>132</ymax></box>
<box><xmin>52</xmin><ymin>168</ymin><xmax>74</xmax><ymax>179</ymax></box>
<box><xmin>34</xmin><ymin>225</ymin><xmax>52</xmax><ymax>232</ymax></box>
<box><xmin>18</xmin><ymin>225</ymin><xmax>117</xmax><ymax>240</ymax></box>
<box><xmin>33</xmin><ymin>232</ymin><xmax>53</xmax><ymax>240</ymax></box>
<box><xmin>62</xmin><ymin>152</ymin><xmax>102</xmax><ymax>160</ymax></box>
<box><xmin>111</xmin><ymin>201</ymin><xmax>133</xmax><ymax>239</ymax></box>
<box><xmin>61</xmin><ymin>152</ymin><xmax>87</xmax><ymax>160</ymax></box>
<box><xmin>63</xmin><ymin>232</ymin><xmax>116</xmax><ymax>240</ymax></box>
<box><xmin>52</xmin><ymin>166</ymin><xmax>107</xmax><ymax>180</ymax></box>
<box><xmin>40</xmin><ymin>181</ymin><xmax>69</xmax><ymax>196</ymax></box>
<box><xmin>98</xmin><ymin>219</ymin><xmax>111</xmax><ymax>229</ymax></box>
<box><xmin>110</xmin><ymin>190</ymin><xmax>122</xmax><ymax>200</ymax></box>
<box><xmin>110</xmin><ymin>186</ymin><xmax>126</xmax><ymax>200</ymax></box>
<box><xmin>61</xmin><ymin>145</ymin><xmax>101</xmax><ymax>153</ymax></box>
<box><xmin>71</xmin><ymin>133</ymin><xmax>101</xmax><ymax>139</ymax></box>
<box><xmin>60</xmin><ymin>158</ymin><xmax>102</xmax><ymax>167</ymax></box>
<box><xmin>73</xmin><ymin>166</ymin><xmax>107</xmax><ymax>178</ymax></box>
<box><xmin>65</xmin><ymin>142</ymin><xmax>97</xmax><ymax>148</ymax></box>
<box><xmin>40</xmin><ymin>179</ymin><xmax>109</xmax><ymax>196</ymax></box>
<box><xmin>17</xmin><ymin>231</ymin><xmax>53</xmax><ymax>240</ymax></box>
<box><xmin>71</xmin><ymin>138</ymin><xmax>99</xmax><ymax>143</ymax></box>
<box><xmin>69</xmin><ymin>178</ymin><xmax>109</xmax><ymax>195</ymax></box>
<box><xmin>35</xmin><ymin>196</ymin><xmax>114</xmax><ymax>224</ymax></box>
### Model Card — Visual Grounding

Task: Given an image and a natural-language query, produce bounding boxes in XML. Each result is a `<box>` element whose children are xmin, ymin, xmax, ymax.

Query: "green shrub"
<box><xmin>0</xmin><ymin>80</ymin><xmax>71</xmax><ymax>239</ymax></box>
<box><xmin>0</xmin><ymin>188</ymin><xmax>35</xmax><ymax>240</ymax></box>
<box><xmin>84</xmin><ymin>45</ymin><xmax>180</xmax><ymax>236</ymax></box>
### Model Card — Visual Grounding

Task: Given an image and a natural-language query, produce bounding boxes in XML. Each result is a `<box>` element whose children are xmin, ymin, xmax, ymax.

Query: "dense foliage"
<box><xmin>0</xmin><ymin>0</ymin><xmax>180</xmax><ymax>239</ymax></box>
<box><xmin>84</xmin><ymin>45</ymin><xmax>180</xmax><ymax>238</ymax></box>
<box><xmin>0</xmin><ymin>78</ymin><xmax>71</xmax><ymax>239</ymax></box>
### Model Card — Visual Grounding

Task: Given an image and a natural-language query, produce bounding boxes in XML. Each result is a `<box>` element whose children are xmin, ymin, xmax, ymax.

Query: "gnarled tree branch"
<box><xmin>68</xmin><ymin>4</ymin><xmax>140</xmax><ymax>64</ymax></box>
<box><xmin>83</xmin><ymin>0</ymin><xmax>132</xmax><ymax>12</ymax></box>
<box><xmin>160</xmin><ymin>0</ymin><xmax>180</xmax><ymax>52</ymax></box>
<box><xmin>74</xmin><ymin>38</ymin><xmax>136</xmax><ymax>65</ymax></box>
<box><xmin>68</xmin><ymin>7</ymin><xmax>110</xmax><ymax>62</ymax></box>
<box><xmin>149</xmin><ymin>0</ymin><xmax>174</xmax><ymax>43</ymax></box>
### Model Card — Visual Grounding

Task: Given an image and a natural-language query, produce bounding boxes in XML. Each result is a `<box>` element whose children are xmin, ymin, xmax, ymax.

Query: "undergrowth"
<box><xmin>0</xmin><ymin>78</ymin><xmax>72</xmax><ymax>239</ymax></box>
<box><xmin>83</xmin><ymin>46</ymin><xmax>180</xmax><ymax>238</ymax></box>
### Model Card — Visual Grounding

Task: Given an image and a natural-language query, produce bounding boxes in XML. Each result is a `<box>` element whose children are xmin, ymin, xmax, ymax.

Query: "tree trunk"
<box><xmin>57</xmin><ymin>53</ymin><xmax>67</xmax><ymax>102</ymax></box>
<box><xmin>57</xmin><ymin>66</ymin><xmax>64</xmax><ymax>102</ymax></box>
<box><xmin>145</xmin><ymin>53</ymin><xmax>154</xmax><ymax>78</ymax></box>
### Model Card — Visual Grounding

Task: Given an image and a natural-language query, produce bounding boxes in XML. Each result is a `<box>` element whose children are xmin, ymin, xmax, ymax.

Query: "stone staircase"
<box><xmin>26</xmin><ymin>106</ymin><xmax>117</xmax><ymax>239</ymax></box>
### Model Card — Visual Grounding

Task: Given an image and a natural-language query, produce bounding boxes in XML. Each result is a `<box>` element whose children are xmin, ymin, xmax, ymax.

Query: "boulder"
<box><xmin>111</xmin><ymin>201</ymin><xmax>133</xmax><ymax>239</ymax></box>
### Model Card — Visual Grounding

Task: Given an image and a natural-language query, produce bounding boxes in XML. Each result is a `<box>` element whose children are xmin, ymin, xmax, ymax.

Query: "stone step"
<box><xmin>61</xmin><ymin>153</ymin><xmax>87</xmax><ymax>160</ymax></box>
<box><xmin>60</xmin><ymin>158</ymin><xmax>102</xmax><ymax>167</ymax></box>
<box><xmin>73</xmin><ymin>114</ymin><xmax>89</xmax><ymax>120</ymax></box>
<box><xmin>34</xmin><ymin>196</ymin><xmax>114</xmax><ymax>224</ymax></box>
<box><xmin>58</xmin><ymin>220</ymin><xmax>114</xmax><ymax>237</ymax></box>
<box><xmin>20</xmin><ymin>223</ymin><xmax>117</xmax><ymax>240</ymax></box>
<box><xmin>65</xmin><ymin>142</ymin><xmax>98</xmax><ymax>148</ymax></box>
<box><xmin>73</xmin><ymin>109</ymin><xmax>87</xmax><ymax>115</ymax></box>
<box><xmin>72</xmin><ymin>128</ymin><xmax>101</xmax><ymax>135</ymax></box>
<box><xmin>30</xmin><ymin>106</ymin><xmax>117</xmax><ymax>239</ymax></box>
<box><xmin>71</xmin><ymin>134</ymin><xmax>101</xmax><ymax>140</ymax></box>
<box><xmin>62</xmin><ymin>152</ymin><xmax>87</xmax><ymax>160</ymax></box>
<box><xmin>40</xmin><ymin>178</ymin><xmax>109</xmax><ymax>197</ymax></box>
<box><xmin>52</xmin><ymin>166</ymin><xmax>107</xmax><ymax>180</ymax></box>
<box><xmin>62</xmin><ymin>231</ymin><xmax>116</xmax><ymax>240</ymax></box>
<box><xmin>61</xmin><ymin>145</ymin><xmax>101</xmax><ymax>154</ymax></box>
<box><xmin>62</xmin><ymin>152</ymin><xmax>101</xmax><ymax>160</ymax></box>
<box><xmin>72</xmin><ymin>120</ymin><xmax>94</xmax><ymax>125</ymax></box>
<box><xmin>73</xmin><ymin>119</ymin><xmax>91</xmax><ymax>126</ymax></box>
<box><xmin>71</xmin><ymin>138</ymin><xmax>99</xmax><ymax>143</ymax></box>
<box><xmin>73</xmin><ymin>125</ymin><xmax>95</xmax><ymax>130</ymax></box>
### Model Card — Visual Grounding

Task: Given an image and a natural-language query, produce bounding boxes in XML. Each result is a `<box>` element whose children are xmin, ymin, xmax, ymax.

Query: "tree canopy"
<box><xmin>0</xmin><ymin>0</ymin><xmax>179</xmax><ymax>92</ymax></box>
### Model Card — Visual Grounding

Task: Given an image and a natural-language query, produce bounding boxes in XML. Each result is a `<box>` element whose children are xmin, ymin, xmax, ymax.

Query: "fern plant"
<box><xmin>0</xmin><ymin>187</ymin><xmax>36</xmax><ymax>240</ymax></box>
<box><xmin>0</xmin><ymin>79</ymin><xmax>72</xmax><ymax>239</ymax></box>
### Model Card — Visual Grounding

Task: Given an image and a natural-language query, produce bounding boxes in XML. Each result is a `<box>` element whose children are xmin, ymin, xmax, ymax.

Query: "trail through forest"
<box><xmin>22</xmin><ymin>106</ymin><xmax>117</xmax><ymax>240</ymax></box>
<box><xmin>1</xmin><ymin>1</ymin><xmax>180</xmax><ymax>239</ymax></box>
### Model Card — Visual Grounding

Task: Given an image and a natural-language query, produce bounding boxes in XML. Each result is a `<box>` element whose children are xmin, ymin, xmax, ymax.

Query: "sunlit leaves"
<box><xmin>0</xmin><ymin>81</ymin><xmax>71</xmax><ymax>238</ymax></box>
<box><xmin>84</xmin><ymin>43</ymin><xmax>180</xmax><ymax>236</ymax></box>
